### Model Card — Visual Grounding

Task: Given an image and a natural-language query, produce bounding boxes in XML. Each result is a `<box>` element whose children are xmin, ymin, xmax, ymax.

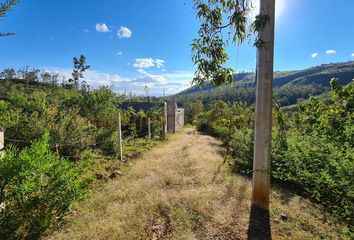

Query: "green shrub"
<box><xmin>229</xmin><ymin>128</ymin><xmax>254</xmax><ymax>174</ymax></box>
<box><xmin>194</xmin><ymin>81</ymin><xmax>354</xmax><ymax>223</ymax></box>
<box><xmin>272</xmin><ymin>131</ymin><xmax>354</xmax><ymax>221</ymax></box>
<box><xmin>95</xmin><ymin>129</ymin><xmax>118</xmax><ymax>156</ymax></box>
<box><xmin>0</xmin><ymin>132</ymin><xmax>91</xmax><ymax>239</ymax></box>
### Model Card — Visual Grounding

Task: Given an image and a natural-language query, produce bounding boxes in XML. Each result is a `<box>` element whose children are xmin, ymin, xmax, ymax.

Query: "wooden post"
<box><xmin>162</xmin><ymin>102</ymin><xmax>167</xmax><ymax>139</ymax></box>
<box><xmin>252</xmin><ymin>0</ymin><xmax>275</xmax><ymax>210</ymax></box>
<box><xmin>162</xmin><ymin>116</ymin><xmax>166</xmax><ymax>140</ymax></box>
<box><xmin>55</xmin><ymin>143</ymin><xmax>60</xmax><ymax>156</ymax></box>
<box><xmin>0</xmin><ymin>128</ymin><xmax>4</xmax><ymax>152</ymax></box>
<box><xmin>117</xmin><ymin>112</ymin><xmax>123</xmax><ymax>160</ymax></box>
<box><xmin>148</xmin><ymin>117</ymin><xmax>151</xmax><ymax>140</ymax></box>
<box><xmin>164</xmin><ymin>102</ymin><xmax>168</xmax><ymax>134</ymax></box>
<box><xmin>139</xmin><ymin>116</ymin><xmax>143</xmax><ymax>133</ymax></box>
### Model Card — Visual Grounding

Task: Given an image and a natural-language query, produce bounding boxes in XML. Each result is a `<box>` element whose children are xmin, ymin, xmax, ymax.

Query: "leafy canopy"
<box><xmin>192</xmin><ymin>0</ymin><xmax>270</xmax><ymax>86</ymax></box>
<box><xmin>0</xmin><ymin>0</ymin><xmax>19</xmax><ymax>37</ymax></box>
<box><xmin>69</xmin><ymin>55</ymin><xmax>90</xmax><ymax>87</ymax></box>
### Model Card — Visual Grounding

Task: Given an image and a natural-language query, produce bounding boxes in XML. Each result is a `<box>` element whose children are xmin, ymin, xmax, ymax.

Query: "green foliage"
<box><xmin>183</xmin><ymin>99</ymin><xmax>204</xmax><ymax>124</ymax></box>
<box><xmin>0</xmin><ymin>75</ymin><xmax>162</xmax><ymax>158</ymax></box>
<box><xmin>0</xmin><ymin>0</ymin><xmax>19</xmax><ymax>37</ymax></box>
<box><xmin>192</xmin><ymin>80</ymin><xmax>354</xmax><ymax>224</ymax></box>
<box><xmin>192</xmin><ymin>0</ymin><xmax>274</xmax><ymax>86</ymax></box>
<box><xmin>272</xmin><ymin>131</ymin><xmax>353</xmax><ymax>220</ymax></box>
<box><xmin>69</xmin><ymin>55</ymin><xmax>90</xmax><ymax>88</ymax></box>
<box><xmin>0</xmin><ymin>132</ymin><xmax>91</xmax><ymax>239</ymax></box>
<box><xmin>192</xmin><ymin>0</ymin><xmax>253</xmax><ymax>85</ymax></box>
<box><xmin>229</xmin><ymin>127</ymin><xmax>253</xmax><ymax>172</ymax></box>
<box><xmin>0</xmin><ymin>68</ymin><xmax>165</xmax><ymax>238</ymax></box>
<box><xmin>251</xmin><ymin>14</ymin><xmax>270</xmax><ymax>48</ymax></box>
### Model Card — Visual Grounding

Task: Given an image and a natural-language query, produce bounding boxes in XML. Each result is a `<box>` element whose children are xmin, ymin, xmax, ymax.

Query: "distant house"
<box><xmin>118</xmin><ymin>100</ymin><xmax>184</xmax><ymax>133</ymax></box>
<box><xmin>118</xmin><ymin>102</ymin><xmax>165</xmax><ymax>112</ymax></box>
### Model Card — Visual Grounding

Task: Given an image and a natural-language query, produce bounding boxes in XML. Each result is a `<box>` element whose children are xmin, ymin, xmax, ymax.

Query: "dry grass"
<box><xmin>45</xmin><ymin>127</ymin><xmax>350</xmax><ymax>240</ymax></box>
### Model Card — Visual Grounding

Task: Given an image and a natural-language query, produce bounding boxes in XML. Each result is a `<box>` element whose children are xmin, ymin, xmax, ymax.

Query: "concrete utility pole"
<box><xmin>252</xmin><ymin>0</ymin><xmax>275</xmax><ymax>210</ymax></box>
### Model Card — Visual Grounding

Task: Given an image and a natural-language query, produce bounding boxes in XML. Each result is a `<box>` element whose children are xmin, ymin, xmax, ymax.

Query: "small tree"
<box><xmin>0</xmin><ymin>0</ymin><xmax>19</xmax><ymax>37</ymax></box>
<box><xmin>40</xmin><ymin>70</ymin><xmax>51</xmax><ymax>83</ymax></box>
<box><xmin>69</xmin><ymin>55</ymin><xmax>90</xmax><ymax>88</ymax></box>
<box><xmin>0</xmin><ymin>68</ymin><xmax>16</xmax><ymax>79</ymax></box>
<box><xmin>144</xmin><ymin>85</ymin><xmax>150</xmax><ymax>101</ymax></box>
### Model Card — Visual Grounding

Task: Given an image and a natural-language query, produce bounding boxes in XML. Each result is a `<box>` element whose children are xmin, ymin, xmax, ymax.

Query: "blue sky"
<box><xmin>1</xmin><ymin>0</ymin><xmax>354</xmax><ymax>95</ymax></box>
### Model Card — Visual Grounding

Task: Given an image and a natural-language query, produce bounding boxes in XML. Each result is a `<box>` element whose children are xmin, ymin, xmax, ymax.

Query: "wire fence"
<box><xmin>0</xmin><ymin>112</ymin><xmax>167</xmax><ymax>159</ymax></box>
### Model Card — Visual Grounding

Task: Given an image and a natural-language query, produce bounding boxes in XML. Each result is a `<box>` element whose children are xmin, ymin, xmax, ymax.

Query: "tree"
<box><xmin>69</xmin><ymin>55</ymin><xmax>90</xmax><ymax>88</ymax></box>
<box><xmin>192</xmin><ymin>0</ymin><xmax>270</xmax><ymax>85</ymax></box>
<box><xmin>40</xmin><ymin>70</ymin><xmax>52</xmax><ymax>83</ymax></box>
<box><xmin>0</xmin><ymin>68</ymin><xmax>16</xmax><ymax>79</ymax></box>
<box><xmin>0</xmin><ymin>0</ymin><xmax>19</xmax><ymax>37</ymax></box>
<box><xmin>144</xmin><ymin>85</ymin><xmax>150</xmax><ymax>100</ymax></box>
<box><xmin>192</xmin><ymin>0</ymin><xmax>275</xmax><ymax>210</ymax></box>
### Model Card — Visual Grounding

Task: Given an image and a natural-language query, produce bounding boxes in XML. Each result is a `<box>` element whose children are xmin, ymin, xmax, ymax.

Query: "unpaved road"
<box><xmin>47</xmin><ymin>128</ymin><xmax>348</xmax><ymax>240</ymax></box>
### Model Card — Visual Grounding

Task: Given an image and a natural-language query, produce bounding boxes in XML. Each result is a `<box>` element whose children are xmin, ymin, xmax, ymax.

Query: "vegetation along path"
<box><xmin>47</xmin><ymin>127</ymin><xmax>348</xmax><ymax>240</ymax></box>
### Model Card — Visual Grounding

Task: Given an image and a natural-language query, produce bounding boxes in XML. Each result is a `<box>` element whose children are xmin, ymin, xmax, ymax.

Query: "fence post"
<box><xmin>139</xmin><ymin>116</ymin><xmax>143</xmax><ymax>132</ymax></box>
<box><xmin>162</xmin><ymin>102</ymin><xmax>167</xmax><ymax>139</ymax></box>
<box><xmin>148</xmin><ymin>117</ymin><xmax>151</xmax><ymax>140</ymax></box>
<box><xmin>0</xmin><ymin>128</ymin><xmax>4</xmax><ymax>153</ymax></box>
<box><xmin>117</xmin><ymin>112</ymin><xmax>123</xmax><ymax>160</ymax></box>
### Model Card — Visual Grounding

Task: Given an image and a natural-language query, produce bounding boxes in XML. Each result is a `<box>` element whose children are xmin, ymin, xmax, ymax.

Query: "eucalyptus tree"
<box><xmin>69</xmin><ymin>55</ymin><xmax>90</xmax><ymax>88</ymax></box>
<box><xmin>192</xmin><ymin>0</ymin><xmax>275</xmax><ymax>210</ymax></box>
<box><xmin>0</xmin><ymin>0</ymin><xmax>19</xmax><ymax>37</ymax></box>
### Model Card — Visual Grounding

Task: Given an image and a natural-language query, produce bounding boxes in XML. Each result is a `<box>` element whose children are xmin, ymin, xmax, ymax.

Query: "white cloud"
<box><xmin>137</xmin><ymin>68</ymin><xmax>147</xmax><ymax>74</ymax></box>
<box><xmin>133</xmin><ymin>58</ymin><xmax>166</xmax><ymax>69</ymax></box>
<box><xmin>118</xmin><ymin>26</ymin><xmax>132</xmax><ymax>38</ymax></box>
<box><xmin>311</xmin><ymin>53</ymin><xmax>318</xmax><ymax>59</ymax></box>
<box><xmin>325</xmin><ymin>50</ymin><xmax>336</xmax><ymax>55</ymax></box>
<box><xmin>351</xmin><ymin>53</ymin><xmax>354</xmax><ymax>57</ymax></box>
<box><xmin>95</xmin><ymin>23</ymin><xmax>110</xmax><ymax>32</ymax></box>
<box><xmin>44</xmin><ymin>67</ymin><xmax>124</xmax><ymax>86</ymax></box>
<box><xmin>117</xmin><ymin>51</ymin><xmax>123</xmax><ymax>56</ymax></box>
<box><xmin>155</xmin><ymin>59</ymin><xmax>165</xmax><ymax>68</ymax></box>
<box><xmin>43</xmin><ymin>67</ymin><xmax>193</xmax><ymax>96</ymax></box>
<box><xmin>133</xmin><ymin>58</ymin><xmax>155</xmax><ymax>68</ymax></box>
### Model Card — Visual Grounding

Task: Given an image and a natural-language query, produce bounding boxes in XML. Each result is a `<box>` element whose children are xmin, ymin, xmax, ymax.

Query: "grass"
<box><xmin>84</xmin><ymin>136</ymin><xmax>161</xmax><ymax>184</ymax></box>
<box><xmin>45</xmin><ymin>127</ymin><xmax>350</xmax><ymax>240</ymax></box>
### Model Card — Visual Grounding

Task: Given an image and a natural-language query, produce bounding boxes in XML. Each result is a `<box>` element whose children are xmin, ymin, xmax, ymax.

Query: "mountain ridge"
<box><xmin>174</xmin><ymin>61</ymin><xmax>354</xmax><ymax>106</ymax></box>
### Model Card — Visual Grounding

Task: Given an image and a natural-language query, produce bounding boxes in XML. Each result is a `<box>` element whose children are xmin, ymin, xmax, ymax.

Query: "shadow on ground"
<box><xmin>247</xmin><ymin>206</ymin><xmax>271</xmax><ymax>240</ymax></box>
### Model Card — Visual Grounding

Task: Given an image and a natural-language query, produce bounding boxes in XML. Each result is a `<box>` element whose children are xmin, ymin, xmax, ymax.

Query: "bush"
<box><xmin>95</xmin><ymin>129</ymin><xmax>118</xmax><ymax>156</ymax></box>
<box><xmin>51</xmin><ymin>111</ymin><xmax>96</xmax><ymax>159</ymax></box>
<box><xmin>0</xmin><ymin>132</ymin><xmax>91</xmax><ymax>239</ymax></box>
<box><xmin>272</xmin><ymin>131</ymin><xmax>354</xmax><ymax>221</ymax></box>
<box><xmin>229</xmin><ymin>127</ymin><xmax>254</xmax><ymax>172</ymax></box>
<box><xmin>194</xmin><ymin>81</ymin><xmax>354</xmax><ymax>223</ymax></box>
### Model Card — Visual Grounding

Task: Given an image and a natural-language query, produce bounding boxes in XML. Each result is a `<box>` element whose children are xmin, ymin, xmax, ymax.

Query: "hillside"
<box><xmin>175</xmin><ymin>61</ymin><xmax>354</xmax><ymax>106</ymax></box>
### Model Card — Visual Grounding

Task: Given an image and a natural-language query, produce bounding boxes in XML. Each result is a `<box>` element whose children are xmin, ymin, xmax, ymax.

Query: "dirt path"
<box><xmin>47</xmin><ymin>128</ymin><xmax>348</xmax><ymax>240</ymax></box>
